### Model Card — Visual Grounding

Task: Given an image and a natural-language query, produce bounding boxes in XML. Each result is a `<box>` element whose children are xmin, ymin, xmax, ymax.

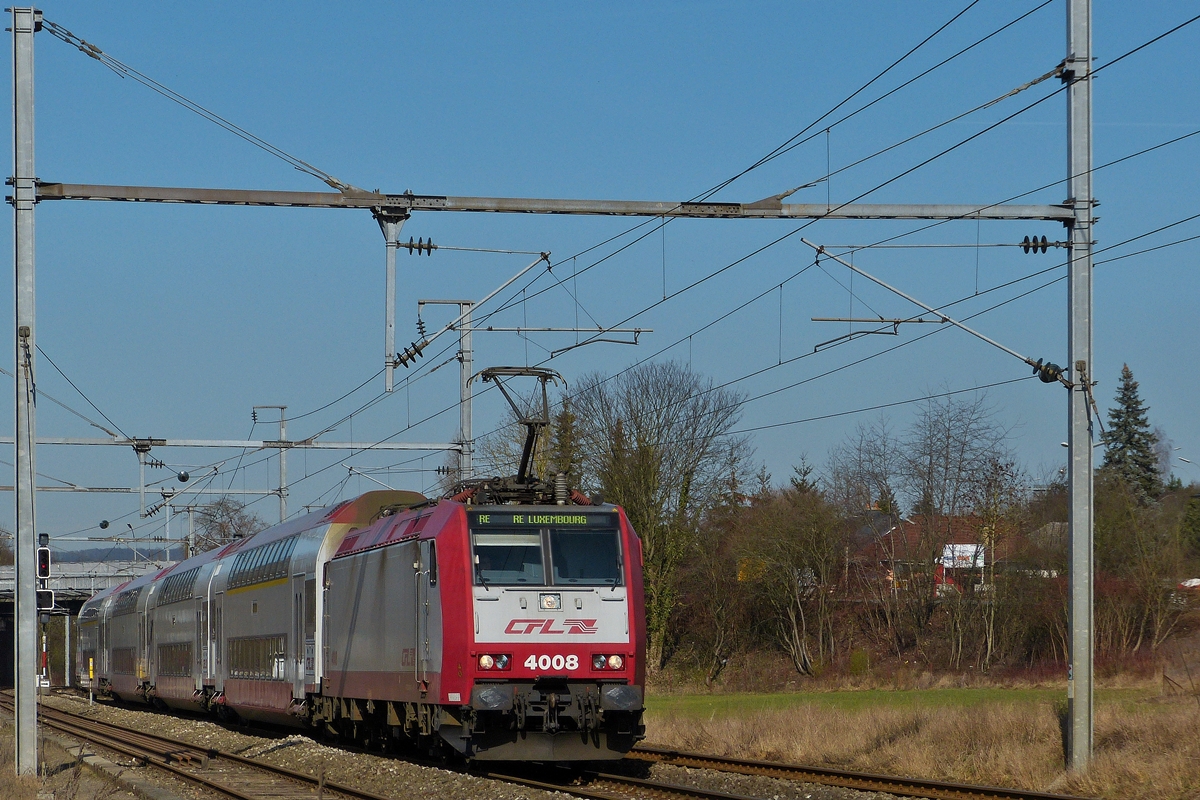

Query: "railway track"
<box><xmin>489</xmin><ymin>767</ymin><xmax>785</xmax><ymax>800</ymax></box>
<box><xmin>627</xmin><ymin>745</ymin><xmax>1092</xmax><ymax>800</ymax></box>
<box><xmin>5</xmin><ymin>696</ymin><xmax>772</xmax><ymax>800</ymax></box>
<box><xmin>2</xmin><ymin>695</ymin><xmax>1090</xmax><ymax>800</ymax></box>
<box><xmin>0</xmin><ymin>695</ymin><xmax>389</xmax><ymax>800</ymax></box>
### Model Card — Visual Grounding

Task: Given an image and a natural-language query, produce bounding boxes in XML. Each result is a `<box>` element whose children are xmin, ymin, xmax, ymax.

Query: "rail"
<box><xmin>0</xmin><ymin>694</ymin><xmax>1094</xmax><ymax>800</ymax></box>
<box><xmin>0</xmin><ymin>695</ymin><xmax>388</xmax><ymax>800</ymax></box>
<box><xmin>629</xmin><ymin>744</ymin><xmax>1094</xmax><ymax>800</ymax></box>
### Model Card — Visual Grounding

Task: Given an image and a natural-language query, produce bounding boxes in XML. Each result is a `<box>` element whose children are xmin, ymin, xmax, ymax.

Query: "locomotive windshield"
<box><xmin>473</xmin><ymin>531</ymin><xmax>545</xmax><ymax>585</ymax></box>
<box><xmin>550</xmin><ymin>529</ymin><xmax>622</xmax><ymax>585</ymax></box>
<box><xmin>470</xmin><ymin>511</ymin><xmax>623</xmax><ymax>586</ymax></box>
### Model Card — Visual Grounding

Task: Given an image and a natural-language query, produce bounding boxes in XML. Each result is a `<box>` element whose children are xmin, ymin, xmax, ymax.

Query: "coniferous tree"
<box><xmin>1100</xmin><ymin>364</ymin><xmax>1162</xmax><ymax>500</ymax></box>
<box><xmin>548</xmin><ymin>396</ymin><xmax>580</xmax><ymax>484</ymax></box>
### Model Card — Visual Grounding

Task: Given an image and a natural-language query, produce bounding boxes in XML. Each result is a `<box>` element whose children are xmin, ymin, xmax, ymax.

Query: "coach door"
<box><xmin>292</xmin><ymin>574</ymin><xmax>305</xmax><ymax>698</ymax></box>
<box><xmin>415</xmin><ymin>540</ymin><xmax>435</xmax><ymax>689</ymax></box>
<box><xmin>194</xmin><ymin>596</ymin><xmax>206</xmax><ymax>691</ymax></box>
<box><xmin>212</xmin><ymin>592</ymin><xmax>223</xmax><ymax>677</ymax></box>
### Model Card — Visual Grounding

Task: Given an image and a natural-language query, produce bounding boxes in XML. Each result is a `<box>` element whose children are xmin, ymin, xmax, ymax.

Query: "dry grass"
<box><xmin>0</xmin><ymin>729</ymin><xmax>38</xmax><ymax>800</ymax></box>
<box><xmin>0</xmin><ymin>718</ymin><xmax>130</xmax><ymax>800</ymax></box>
<box><xmin>645</xmin><ymin>695</ymin><xmax>1200</xmax><ymax>800</ymax></box>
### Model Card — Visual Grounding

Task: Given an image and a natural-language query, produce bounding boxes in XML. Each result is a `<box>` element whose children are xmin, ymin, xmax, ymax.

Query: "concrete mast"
<box><xmin>1065</xmin><ymin>0</ymin><xmax>1095</xmax><ymax>770</ymax></box>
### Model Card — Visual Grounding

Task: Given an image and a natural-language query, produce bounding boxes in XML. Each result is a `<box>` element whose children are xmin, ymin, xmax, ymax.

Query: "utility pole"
<box><xmin>254</xmin><ymin>405</ymin><xmax>288</xmax><ymax>522</ymax></box>
<box><xmin>458</xmin><ymin>303</ymin><xmax>472</xmax><ymax>482</ymax></box>
<box><xmin>417</xmin><ymin>300</ymin><xmax>475</xmax><ymax>481</ymax></box>
<box><xmin>377</xmin><ymin>212</ymin><xmax>408</xmax><ymax>393</ymax></box>
<box><xmin>1065</xmin><ymin>0</ymin><xmax>1094</xmax><ymax>770</ymax></box>
<box><xmin>279</xmin><ymin>408</ymin><xmax>287</xmax><ymax>521</ymax></box>
<box><xmin>11</xmin><ymin>5</ymin><xmax>40</xmax><ymax>776</ymax></box>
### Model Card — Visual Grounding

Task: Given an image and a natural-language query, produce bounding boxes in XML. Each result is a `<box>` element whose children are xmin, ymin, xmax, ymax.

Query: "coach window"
<box><xmin>471</xmin><ymin>531</ymin><xmax>544</xmax><ymax>585</ymax></box>
<box><xmin>549</xmin><ymin>527</ymin><xmax>622</xmax><ymax>585</ymax></box>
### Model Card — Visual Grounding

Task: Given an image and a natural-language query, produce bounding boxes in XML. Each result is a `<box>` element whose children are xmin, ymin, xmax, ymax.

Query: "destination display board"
<box><xmin>469</xmin><ymin>511</ymin><xmax>616</xmax><ymax>529</ymax></box>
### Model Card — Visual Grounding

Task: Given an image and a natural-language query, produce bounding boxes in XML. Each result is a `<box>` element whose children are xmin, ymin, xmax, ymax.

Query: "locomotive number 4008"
<box><xmin>524</xmin><ymin>654</ymin><xmax>579</xmax><ymax>671</ymax></box>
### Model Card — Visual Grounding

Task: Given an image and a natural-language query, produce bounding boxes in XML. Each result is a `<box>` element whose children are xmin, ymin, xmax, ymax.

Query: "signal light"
<box><xmin>36</xmin><ymin>546</ymin><xmax>50</xmax><ymax>579</ymax></box>
<box><xmin>36</xmin><ymin>589</ymin><xmax>54</xmax><ymax>611</ymax></box>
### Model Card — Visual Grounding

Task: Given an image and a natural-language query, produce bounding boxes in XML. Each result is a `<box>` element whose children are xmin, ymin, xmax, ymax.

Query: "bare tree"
<box><xmin>1095</xmin><ymin>474</ymin><xmax>1187</xmax><ymax>655</ymax></box>
<box><xmin>825</xmin><ymin>417</ymin><xmax>902</xmax><ymax>516</ymax></box>
<box><xmin>970</xmin><ymin>455</ymin><xmax>1026</xmax><ymax>670</ymax></box>
<box><xmin>744</xmin><ymin>481</ymin><xmax>846</xmax><ymax>675</ymax></box>
<box><xmin>902</xmin><ymin>393</ymin><xmax>1010</xmax><ymax>517</ymax></box>
<box><xmin>572</xmin><ymin>361</ymin><xmax>750</xmax><ymax>670</ymax></box>
<box><xmin>194</xmin><ymin>498</ymin><xmax>268</xmax><ymax>552</ymax></box>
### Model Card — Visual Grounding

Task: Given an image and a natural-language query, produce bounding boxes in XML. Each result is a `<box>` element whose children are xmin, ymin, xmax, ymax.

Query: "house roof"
<box><xmin>857</xmin><ymin>514</ymin><xmax>1021</xmax><ymax>564</ymax></box>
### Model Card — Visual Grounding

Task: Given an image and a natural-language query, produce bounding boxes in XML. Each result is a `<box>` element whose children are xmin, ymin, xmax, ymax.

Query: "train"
<box><xmin>76</xmin><ymin>369</ymin><xmax>647</xmax><ymax>761</ymax></box>
<box><xmin>76</xmin><ymin>488</ymin><xmax>646</xmax><ymax>760</ymax></box>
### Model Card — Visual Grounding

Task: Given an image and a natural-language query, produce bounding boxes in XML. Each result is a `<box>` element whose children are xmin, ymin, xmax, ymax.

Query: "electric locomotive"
<box><xmin>77</xmin><ymin>368</ymin><xmax>646</xmax><ymax>761</ymax></box>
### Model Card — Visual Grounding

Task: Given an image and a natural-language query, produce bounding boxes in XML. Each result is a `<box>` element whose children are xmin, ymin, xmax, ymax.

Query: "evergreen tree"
<box><xmin>1100</xmin><ymin>364</ymin><xmax>1162</xmax><ymax>500</ymax></box>
<box><xmin>548</xmin><ymin>395</ymin><xmax>580</xmax><ymax>484</ymax></box>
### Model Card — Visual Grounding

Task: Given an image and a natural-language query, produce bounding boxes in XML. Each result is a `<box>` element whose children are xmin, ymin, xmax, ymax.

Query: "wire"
<box><xmin>287</xmin><ymin>368</ymin><xmax>384</xmax><ymax>423</ymax></box>
<box><xmin>726</xmin><ymin>377</ymin><xmax>1036</xmax><ymax>437</ymax></box>
<box><xmin>476</xmin><ymin>3</ymin><xmax>1055</xmax><ymax>324</ymax></box>
<box><xmin>0</xmin><ymin>364</ymin><xmax>121</xmax><ymax>438</ymax></box>
<box><xmin>61</xmin><ymin>10</ymin><xmax>1200</xmax><ymax>518</ymax></box>
<box><xmin>0</xmin><ymin>457</ymin><xmax>83</xmax><ymax>488</ymax></box>
<box><xmin>698</xmin><ymin>0</ymin><xmax>1055</xmax><ymax>200</ymax></box>
<box><xmin>35</xmin><ymin>344</ymin><xmax>128</xmax><ymax>438</ymax></box>
<box><xmin>808</xmin><ymin>64</ymin><xmax>1064</xmax><ymax>191</ymax></box>
<box><xmin>1090</xmin><ymin>12</ymin><xmax>1200</xmax><ymax>77</ymax></box>
<box><xmin>698</xmin><ymin>0</ymin><xmax>987</xmax><ymax>199</ymax></box>
<box><xmin>260</xmin><ymin>119</ymin><xmax>1200</xmax><ymax>501</ymax></box>
<box><xmin>42</xmin><ymin>20</ymin><xmax>352</xmax><ymax>191</ymax></box>
<box><xmin>556</xmin><ymin>82</ymin><xmax>1067</xmax><ymax>360</ymax></box>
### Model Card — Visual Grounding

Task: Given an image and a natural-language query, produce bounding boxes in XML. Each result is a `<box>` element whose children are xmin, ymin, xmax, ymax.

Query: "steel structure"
<box><xmin>419</xmin><ymin>300</ymin><xmax>474</xmax><ymax>482</ymax></box>
<box><xmin>7</xmin><ymin>1</ymin><xmax>1098</xmax><ymax>773</ymax></box>
<box><xmin>10</xmin><ymin>6</ymin><xmax>39</xmax><ymax>774</ymax></box>
<box><xmin>1065</xmin><ymin>0</ymin><xmax>1095</xmax><ymax>770</ymax></box>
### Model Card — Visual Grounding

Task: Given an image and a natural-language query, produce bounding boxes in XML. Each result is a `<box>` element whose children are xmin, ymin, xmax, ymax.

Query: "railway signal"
<box><xmin>36</xmin><ymin>542</ymin><xmax>50</xmax><ymax>580</ymax></box>
<box><xmin>35</xmin><ymin>589</ymin><xmax>54</xmax><ymax>611</ymax></box>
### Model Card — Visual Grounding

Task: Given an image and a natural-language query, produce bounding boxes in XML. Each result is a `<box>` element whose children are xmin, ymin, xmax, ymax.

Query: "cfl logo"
<box><xmin>504</xmin><ymin>618</ymin><xmax>598</xmax><ymax>635</ymax></box>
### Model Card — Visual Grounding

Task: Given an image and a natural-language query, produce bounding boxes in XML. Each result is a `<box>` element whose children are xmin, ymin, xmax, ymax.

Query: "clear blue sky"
<box><xmin>3</xmin><ymin>1</ymin><xmax>1198</xmax><ymax>547</ymax></box>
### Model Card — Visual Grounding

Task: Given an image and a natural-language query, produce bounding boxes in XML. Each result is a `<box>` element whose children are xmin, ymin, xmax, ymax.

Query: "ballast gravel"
<box><xmin>45</xmin><ymin>692</ymin><xmax>900</xmax><ymax>800</ymax></box>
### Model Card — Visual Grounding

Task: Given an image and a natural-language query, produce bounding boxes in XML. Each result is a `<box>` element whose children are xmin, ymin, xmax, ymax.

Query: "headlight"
<box><xmin>607</xmin><ymin>654</ymin><xmax>624</xmax><ymax>670</ymax></box>
<box><xmin>494</xmin><ymin>654</ymin><xmax>510</xmax><ymax>670</ymax></box>
<box><xmin>592</xmin><ymin>654</ymin><xmax>607</xmax><ymax>669</ymax></box>
<box><xmin>539</xmin><ymin>592</ymin><xmax>561</xmax><ymax>610</ymax></box>
<box><xmin>478</xmin><ymin>654</ymin><xmax>495</xmax><ymax>669</ymax></box>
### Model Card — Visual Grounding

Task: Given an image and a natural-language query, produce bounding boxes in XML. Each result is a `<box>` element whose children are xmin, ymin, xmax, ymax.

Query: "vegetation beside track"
<box><xmin>643</xmin><ymin>687</ymin><xmax>1200</xmax><ymax>800</ymax></box>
